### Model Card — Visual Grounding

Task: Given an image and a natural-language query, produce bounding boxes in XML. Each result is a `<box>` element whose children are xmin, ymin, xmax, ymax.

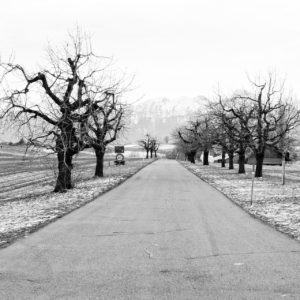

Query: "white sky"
<box><xmin>1</xmin><ymin>0</ymin><xmax>300</xmax><ymax>101</ymax></box>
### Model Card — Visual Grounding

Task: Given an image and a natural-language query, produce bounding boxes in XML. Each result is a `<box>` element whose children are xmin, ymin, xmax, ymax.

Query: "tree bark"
<box><xmin>188</xmin><ymin>151</ymin><xmax>196</xmax><ymax>163</ymax></box>
<box><xmin>282</xmin><ymin>155</ymin><xmax>286</xmax><ymax>185</ymax></box>
<box><xmin>150</xmin><ymin>149</ymin><xmax>153</xmax><ymax>158</ymax></box>
<box><xmin>221</xmin><ymin>147</ymin><xmax>226</xmax><ymax>168</ymax></box>
<box><xmin>203</xmin><ymin>150</ymin><xmax>209</xmax><ymax>166</ymax></box>
<box><xmin>228</xmin><ymin>151</ymin><xmax>234</xmax><ymax>170</ymax></box>
<box><xmin>238</xmin><ymin>149</ymin><xmax>246</xmax><ymax>174</ymax></box>
<box><xmin>146</xmin><ymin>150</ymin><xmax>149</xmax><ymax>159</ymax></box>
<box><xmin>54</xmin><ymin>150</ymin><xmax>73</xmax><ymax>192</ymax></box>
<box><xmin>94</xmin><ymin>149</ymin><xmax>105</xmax><ymax>177</ymax></box>
<box><xmin>255</xmin><ymin>151</ymin><xmax>265</xmax><ymax>177</ymax></box>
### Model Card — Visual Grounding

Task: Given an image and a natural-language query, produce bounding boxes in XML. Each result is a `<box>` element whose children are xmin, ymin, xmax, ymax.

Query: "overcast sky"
<box><xmin>1</xmin><ymin>0</ymin><xmax>300</xmax><ymax>101</ymax></box>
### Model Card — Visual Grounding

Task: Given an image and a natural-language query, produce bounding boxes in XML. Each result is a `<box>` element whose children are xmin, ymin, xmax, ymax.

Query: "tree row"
<box><xmin>0</xmin><ymin>32</ymin><xmax>127</xmax><ymax>192</ymax></box>
<box><xmin>174</xmin><ymin>75</ymin><xmax>300</xmax><ymax>177</ymax></box>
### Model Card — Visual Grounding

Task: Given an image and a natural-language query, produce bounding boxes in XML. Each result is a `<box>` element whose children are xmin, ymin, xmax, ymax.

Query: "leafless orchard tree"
<box><xmin>174</xmin><ymin>123</ymin><xmax>203</xmax><ymax>164</ymax></box>
<box><xmin>230</xmin><ymin>75</ymin><xmax>300</xmax><ymax>177</ymax></box>
<box><xmin>276</xmin><ymin>105</ymin><xmax>299</xmax><ymax>184</ymax></box>
<box><xmin>0</xmin><ymin>30</ymin><xmax>126</xmax><ymax>191</ymax></box>
<box><xmin>87</xmin><ymin>92</ymin><xmax>127</xmax><ymax>177</ymax></box>
<box><xmin>206</xmin><ymin>102</ymin><xmax>238</xmax><ymax>169</ymax></box>
<box><xmin>150</xmin><ymin>137</ymin><xmax>159</xmax><ymax>158</ymax></box>
<box><xmin>137</xmin><ymin>135</ymin><xmax>159</xmax><ymax>159</ymax></box>
<box><xmin>171</xmin><ymin>128</ymin><xmax>195</xmax><ymax>163</ymax></box>
<box><xmin>214</xmin><ymin>95</ymin><xmax>255</xmax><ymax>174</ymax></box>
<box><xmin>172</xmin><ymin>74</ymin><xmax>299</xmax><ymax>176</ymax></box>
<box><xmin>138</xmin><ymin>133</ymin><xmax>152</xmax><ymax>159</ymax></box>
<box><xmin>215</xmin><ymin>116</ymin><xmax>238</xmax><ymax>169</ymax></box>
<box><xmin>187</xmin><ymin>115</ymin><xmax>215</xmax><ymax>166</ymax></box>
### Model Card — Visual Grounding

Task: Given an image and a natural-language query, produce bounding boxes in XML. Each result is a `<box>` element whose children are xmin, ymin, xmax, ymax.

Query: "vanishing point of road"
<box><xmin>1</xmin><ymin>160</ymin><xmax>300</xmax><ymax>299</ymax></box>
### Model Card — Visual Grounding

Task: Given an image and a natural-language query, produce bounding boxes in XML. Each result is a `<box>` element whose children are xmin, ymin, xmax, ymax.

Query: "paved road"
<box><xmin>1</xmin><ymin>160</ymin><xmax>300</xmax><ymax>299</ymax></box>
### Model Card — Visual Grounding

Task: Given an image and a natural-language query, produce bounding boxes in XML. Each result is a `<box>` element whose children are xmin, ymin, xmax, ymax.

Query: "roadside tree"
<box><xmin>173</xmin><ymin>127</ymin><xmax>198</xmax><ymax>163</ymax></box>
<box><xmin>231</xmin><ymin>75</ymin><xmax>299</xmax><ymax>177</ymax></box>
<box><xmin>216</xmin><ymin>95</ymin><xmax>255</xmax><ymax>174</ymax></box>
<box><xmin>87</xmin><ymin>92</ymin><xmax>126</xmax><ymax>177</ymax></box>
<box><xmin>188</xmin><ymin>115</ymin><xmax>215</xmax><ymax>166</ymax></box>
<box><xmin>150</xmin><ymin>137</ymin><xmax>159</xmax><ymax>158</ymax></box>
<box><xmin>207</xmin><ymin>104</ymin><xmax>238</xmax><ymax>169</ymax></box>
<box><xmin>0</xmin><ymin>31</ymin><xmax>122</xmax><ymax>191</ymax></box>
<box><xmin>138</xmin><ymin>134</ymin><xmax>152</xmax><ymax>159</ymax></box>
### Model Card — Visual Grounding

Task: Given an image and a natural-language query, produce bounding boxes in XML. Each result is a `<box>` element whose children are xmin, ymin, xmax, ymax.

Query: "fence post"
<box><xmin>250</xmin><ymin>164</ymin><xmax>255</xmax><ymax>205</ymax></box>
<box><xmin>282</xmin><ymin>154</ymin><xmax>286</xmax><ymax>185</ymax></box>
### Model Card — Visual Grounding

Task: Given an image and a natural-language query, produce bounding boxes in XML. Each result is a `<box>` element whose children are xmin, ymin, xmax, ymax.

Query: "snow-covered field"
<box><xmin>0</xmin><ymin>146</ymin><xmax>154</xmax><ymax>247</ymax></box>
<box><xmin>181</xmin><ymin>161</ymin><xmax>300</xmax><ymax>242</ymax></box>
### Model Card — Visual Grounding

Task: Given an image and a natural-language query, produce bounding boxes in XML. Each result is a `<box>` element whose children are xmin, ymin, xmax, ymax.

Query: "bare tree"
<box><xmin>187</xmin><ymin>115</ymin><xmax>215</xmax><ymax>166</ymax></box>
<box><xmin>214</xmin><ymin>119</ymin><xmax>238</xmax><ymax>170</ymax></box>
<box><xmin>150</xmin><ymin>137</ymin><xmax>159</xmax><ymax>158</ymax></box>
<box><xmin>175</xmin><ymin>125</ymin><xmax>200</xmax><ymax>164</ymax></box>
<box><xmin>216</xmin><ymin>95</ymin><xmax>255</xmax><ymax>174</ymax></box>
<box><xmin>86</xmin><ymin>93</ymin><xmax>125</xmax><ymax>177</ymax></box>
<box><xmin>0</xmin><ymin>30</ymin><xmax>119</xmax><ymax>191</ymax></box>
<box><xmin>207</xmin><ymin>103</ymin><xmax>238</xmax><ymax>169</ymax></box>
<box><xmin>232</xmin><ymin>75</ymin><xmax>299</xmax><ymax>177</ymax></box>
<box><xmin>138</xmin><ymin>133</ymin><xmax>152</xmax><ymax>159</ymax></box>
<box><xmin>277</xmin><ymin>106</ymin><xmax>298</xmax><ymax>184</ymax></box>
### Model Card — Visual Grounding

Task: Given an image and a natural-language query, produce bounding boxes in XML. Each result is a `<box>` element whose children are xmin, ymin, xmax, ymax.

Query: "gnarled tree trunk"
<box><xmin>54</xmin><ymin>123</ymin><xmax>80</xmax><ymax>192</ymax></box>
<box><xmin>238</xmin><ymin>148</ymin><xmax>246</xmax><ymax>174</ymax></box>
<box><xmin>203</xmin><ymin>149</ymin><xmax>209</xmax><ymax>165</ymax></box>
<box><xmin>94</xmin><ymin>148</ymin><xmax>105</xmax><ymax>177</ymax></box>
<box><xmin>228</xmin><ymin>151</ymin><xmax>234</xmax><ymax>170</ymax></box>
<box><xmin>221</xmin><ymin>147</ymin><xmax>226</xmax><ymax>168</ymax></box>
<box><xmin>255</xmin><ymin>151</ymin><xmax>265</xmax><ymax>177</ymax></box>
<box><xmin>187</xmin><ymin>150</ymin><xmax>196</xmax><ymax>163</ymax></box>
<box><xmin>54</xmin><ymin>150</ymin><xmax>73</xmax><ymax>192</ymax></box>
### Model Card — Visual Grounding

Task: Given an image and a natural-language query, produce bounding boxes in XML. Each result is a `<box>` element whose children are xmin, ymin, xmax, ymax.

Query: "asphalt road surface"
<box><xmin>1</xmin><ymin>160</ymin><xmax>300</xmax><ymax>299</ymax></box>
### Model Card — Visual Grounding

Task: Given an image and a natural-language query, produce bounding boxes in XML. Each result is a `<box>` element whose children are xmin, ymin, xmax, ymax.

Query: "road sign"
<box><xmin>115</xmin><ymin>153</ymin><xmax>125</xmax><ymax>165</ymax></box>
<box><xmin>114</xmin><ymin>146</ymin><xmax>124</xmax><ymax>153</ymax></box>
<box><xmin>116</xmin><ymin>153</ymin><xmax>124</xmax><ymax>162</ymax></box>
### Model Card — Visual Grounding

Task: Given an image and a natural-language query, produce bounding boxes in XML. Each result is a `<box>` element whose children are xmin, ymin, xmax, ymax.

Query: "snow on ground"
<box><xmin>0</xmin><ymin>159</ymin><xmax>155</xmax><ymax>248</ymax></box>
<box><xmin>181</xmin><ymin>161</ymin><xmax>300</xmax><ymax>241</ymax></box>
<box><xmin>159</xmin><ymin>144</ymin><xmax>176</xmax><ymax>150</ymax></box>
<box><xmin>105</xmin><ymin>150</ymin><xmax>146</xmax><ymax>159</ymax></box>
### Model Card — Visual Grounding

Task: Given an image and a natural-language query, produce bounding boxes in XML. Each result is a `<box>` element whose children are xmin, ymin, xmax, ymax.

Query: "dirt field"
<box><xmin>0</xmin><ymin>145</ymin><xmax>144</xmax><ymax>201</ymax></box>
<box><xmin>0</xmin><ymin>145</ymin><xmax>153</xmax><ymax>247</ymax></box>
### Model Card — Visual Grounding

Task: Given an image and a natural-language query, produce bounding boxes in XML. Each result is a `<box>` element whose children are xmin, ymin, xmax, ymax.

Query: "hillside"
<box><xmin>125</xmin><ymin>96</ymin><xmax>207</xmax><ymax>143</ymax></box>
<box><xmin>0</xmin><ymin>96</ymin><xmax>207</xmax><ymax>144</ymax></box>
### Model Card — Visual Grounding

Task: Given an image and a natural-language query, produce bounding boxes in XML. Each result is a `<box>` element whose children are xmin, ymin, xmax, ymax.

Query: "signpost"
<box><xmin>250</xmin><ymin>164</ymin><xmax>255</xmax><ymax>205</ymax></box>
<box><xmin>114</xmin><ymin>145</ymin><xmax>125</xmax><ymax>166</ymax></box>
<box><xmin>108</xmin><ymin>160</ymin><xmax>111</xmax><ymax>184</ymax></box>
<box><xmin>114</xmin><ymin>146</ymin><xmax>124</xmax><ymax>154</ymax></box>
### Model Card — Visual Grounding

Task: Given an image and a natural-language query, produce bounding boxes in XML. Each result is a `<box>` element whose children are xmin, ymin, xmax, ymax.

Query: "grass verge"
<box><xmin>180</xmin><ymin>161</ymin><xmax>300</xmax><ymax>242</ymax></box>
<box><xmin>0</xmin><ymin>159</ymin><xmax>155</xmax><ymax>248</ymax></box>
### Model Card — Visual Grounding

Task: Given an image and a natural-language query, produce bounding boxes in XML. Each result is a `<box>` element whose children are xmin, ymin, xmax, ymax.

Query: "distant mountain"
<box><xmin>124</xmin><ymin>96</ymin><xmax>208</xmax><ymax>143</ymax></box>
<box><xmin>0</xmin><ymin>96</ymin><xmax>208</xmax><ymax>144</ymax></box>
